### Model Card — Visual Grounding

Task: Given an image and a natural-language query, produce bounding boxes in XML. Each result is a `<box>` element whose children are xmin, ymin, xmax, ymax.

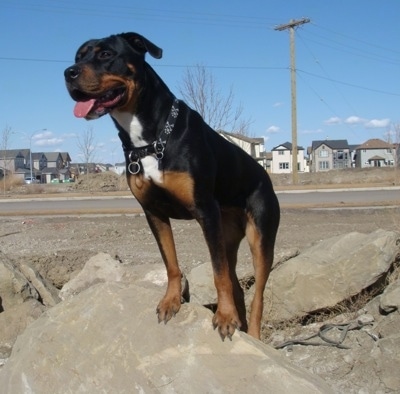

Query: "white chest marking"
<box><xmin>111</xmin><ymin>110</ymin><xmax>163</xmax><ymax>183</ymax></box>
<box><xmin>141</xmin><ymin>156</ymin><xmax>163</xmax><ymax>183</ymax></box>
<box><xmin>111</xmin><ymin>111</ymin><xmax>146</xmax><ymax>147</ymax></box>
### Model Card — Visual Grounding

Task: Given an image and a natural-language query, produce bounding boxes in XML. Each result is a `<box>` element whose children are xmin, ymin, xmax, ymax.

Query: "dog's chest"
<box><xmin>112</xmin><ymin>111</ymin><xmax>163</xmax><ymax>183</ymax></box>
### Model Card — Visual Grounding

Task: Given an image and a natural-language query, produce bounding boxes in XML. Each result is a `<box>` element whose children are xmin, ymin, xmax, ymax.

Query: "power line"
<box><xmin>297</xmin><ymin>69</ymin><xmax>400</xmax><ymax>97</ymax></box>
<box><xmin>297</xmin><ymin>32</ymin><xmax>359</xmax><ymax>115</ymax></box>
<box><xmin>312</xmin><ymin>22</ymin><xmax>400</xmax><ymax>56</ymax></box>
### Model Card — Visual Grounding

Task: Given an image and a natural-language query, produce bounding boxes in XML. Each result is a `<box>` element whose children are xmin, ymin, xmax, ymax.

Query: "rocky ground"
<box><xmin>1</xmin><ymin>167</ymin><xmax>400</xmax><ymax>392</ymax></box>
<box><xmin>1</xmin><ymin>167</ymin><xmax>399</xmax><ymax>320</ymax></box>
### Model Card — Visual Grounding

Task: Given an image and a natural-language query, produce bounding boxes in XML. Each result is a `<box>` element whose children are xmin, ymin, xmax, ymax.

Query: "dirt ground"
<box><xmin>1</xmin><ymin>205</ymin><xmax>398</xmax><ymax>289</ymax></box>
<box><xmin>0</xmin><ymin>167</ymin><xmax>399</xmax><ymax>318</ymax></box>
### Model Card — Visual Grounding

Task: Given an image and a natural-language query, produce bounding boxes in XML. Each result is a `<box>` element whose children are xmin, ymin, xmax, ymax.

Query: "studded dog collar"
<box><xmin>120</xmin><ymin>98</ymin><xmax>180</xmax><ymax>175</ymax></box>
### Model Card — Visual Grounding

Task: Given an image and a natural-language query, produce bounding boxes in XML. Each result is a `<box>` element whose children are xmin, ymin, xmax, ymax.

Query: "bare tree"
<box><xmin>1</xmin><ymin>125</ymin><xmax>13</xmax><ymax>195</ymax></box>
<box><xmin>76</xmin><ymin>127</ymin><xmax>98</xmax><ymax>190</ymax></box>
<box><xmin>385</xmin><ymin>122</ymin><xmax>400</xmax><ymax>185</ymax></box>
<box><xmin>77</xmin><ymin>126</ymin><xmax>97</xmax><ymax>171</ymax></box>
<box><xmin>179</xmin><ymin>64</ymin><xmax>252</xmax><ymax>135</ymax></box>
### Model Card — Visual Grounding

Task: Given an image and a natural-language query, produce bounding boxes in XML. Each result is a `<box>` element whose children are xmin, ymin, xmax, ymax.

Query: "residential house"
<box><xmin>310</xmin><ymin>140</ymin><xmax>351</xmax><ymax>172</ymax></box>
<box><xmin>0</xmin><ymin>149</ymin><xmax>32</xmax><ymax>180</ymax></box>
<box><xmin>218</xmin><ymin>131</ymin><xmax>266</xmax><ymax>168</ymax></box>
<box><xmin>271</xmin><ymin>142</ymin><xmax>306</xmax><ymax>174</ymax></box>
<box><xmin>0</xmin><ymin>149</ymin><xmax>30</xmax><ymax>173</ymax></box>
<box><xmin>355</xmin><ymin>138</ymin><xmax>395</xmax><ymax>168</ymax></box>
<box><xmin>0</xmin><ymin>149</ymin><xmax>72</xmax><ymax>183</ymax></box>
<box><xmin>32</xmin><ymin>152</ymin><xmax>48</xmax><ymax>171</ymax></box>
<box><xmin>41</xmin><ymin>152</ymin><xmax>71</xmax><ymax>183</ymax></box>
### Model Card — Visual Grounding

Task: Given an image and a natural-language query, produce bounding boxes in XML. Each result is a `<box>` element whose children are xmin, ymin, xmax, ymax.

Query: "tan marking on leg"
<box><xmin>246</xmin><ymin>215</ymin><xmax>272</xmax><ymax>339</ymax></box>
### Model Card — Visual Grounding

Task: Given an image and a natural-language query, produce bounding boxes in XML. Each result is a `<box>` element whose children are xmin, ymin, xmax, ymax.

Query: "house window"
<box><xmin>279</xmin><ymin>162</ymin><xmax>289</xmax><ymax>170</ymax></box>
<box><xmin>335</xmin><ymin>150</ymin><xmax>344</xmax><ymax>160</ymax></box>
<box><xmin>319</xmin><ymin>150</ymin><xmax>328</xmax><ymax>158</ymax></box>
<box><xmin>278</xmin><ymin>150</ymin><xmax>284</xmax><ymax>155</ymax></box>
<box><xmin>319</xmin><ymin>161</ymin><xmax>329</xmax><ymax>170</ymax></box>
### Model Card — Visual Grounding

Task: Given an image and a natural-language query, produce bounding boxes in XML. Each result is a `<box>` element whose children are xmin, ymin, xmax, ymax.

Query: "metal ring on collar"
<box><xmin>128</xmin><ymin>161</ymin><xmax>141</xmax><ymax>175</ymax></box>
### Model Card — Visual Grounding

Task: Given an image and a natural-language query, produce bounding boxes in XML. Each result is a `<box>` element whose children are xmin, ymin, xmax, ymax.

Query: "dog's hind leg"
<box><xmin>245</xmin><ymin>195</ymin><xmax>280</xmax><ymax>339</ymax></box>
<box><xmin>145</xmin><ymin>212</ymin><xmax>182</xmax><ymax>324</ymax></box>
<box><xmin>221</xmin><ymin>208</ymin><xmax>247</xmax><ymax>332</ymax></box>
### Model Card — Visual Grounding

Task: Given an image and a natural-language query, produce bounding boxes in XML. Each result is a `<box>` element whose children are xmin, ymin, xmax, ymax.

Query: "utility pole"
<box><xmin>275</xmin><ymin>18</ymin><xmax>310</xmax><ymax>184</ymax></box>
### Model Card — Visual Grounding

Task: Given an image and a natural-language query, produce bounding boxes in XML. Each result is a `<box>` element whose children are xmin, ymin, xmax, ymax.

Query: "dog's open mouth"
<box><xmin>73</xmin><ymin>87</ymin><xmax>126</xmax><ymax>118</ymax></box>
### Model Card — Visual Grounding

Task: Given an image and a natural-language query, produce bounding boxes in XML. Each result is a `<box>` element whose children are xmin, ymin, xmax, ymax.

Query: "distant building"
<box><xmin>218</xmin><ymin>131</ymin><xmax>266</xmax><ymax>168</ymax></box>
<box><xmin>271</xmin><ymin>142</ymin><xmax>306</xmax><ymax>174</ymax></box>
<box><xmin>355</xmin><ymin>138</ymin><xmax>395</xmax><ymax>168</ymax></box>
<box><xmin>309</xmin><ymin>140</ymin><xmax>351</xmax><ymax>172</ymax></box>
<box><xmin>0</xmin><ymin>149</ymin><xmax>71</xmax><ymax>183</ymax></box>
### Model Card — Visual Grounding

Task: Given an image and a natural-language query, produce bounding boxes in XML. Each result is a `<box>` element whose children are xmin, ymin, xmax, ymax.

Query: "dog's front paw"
<box><xmin>212</xmin><ymin>309</ymin><xmax>242</xmax><ymax>341</ymax></box>
<box><xmin>156</xmin><ymin>295</ymin><xmax>181</xmax><ymax>324</ymax></box>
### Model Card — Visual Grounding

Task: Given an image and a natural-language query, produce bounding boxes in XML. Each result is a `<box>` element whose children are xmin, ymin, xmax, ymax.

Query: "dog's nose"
<box><xmin>64</xmin><ymin>66</ymin><xmax>81</xmax><ymax>81</ymax></box>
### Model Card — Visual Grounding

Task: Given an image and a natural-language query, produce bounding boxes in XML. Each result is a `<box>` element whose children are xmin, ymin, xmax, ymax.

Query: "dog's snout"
<box><xmin>64</xmin><ymin>66</ymin><xmax>81</xmax><ymax>82</ymax></box>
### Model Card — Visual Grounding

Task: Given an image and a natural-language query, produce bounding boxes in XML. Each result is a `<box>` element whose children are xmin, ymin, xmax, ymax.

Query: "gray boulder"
<box><xmin>380</xmin><ymin>278</ymin><xmax>400</xmax><ymax>314</ymax></box>
<box><xmin>0</xmin><ymin>298</ymin><xmax>45</xmax><ymax>362</ymax></box>
<box><xmin>261</xmin><ymin>230</ymin><xmax>400</xmax><ymax>322</ymax></box>
<box><xmin>0</xmin><ymin>280</ymin><xmax>333</xmax><ymax>393</ymax></box>
<box><xmin>0</xmin><ymin>254</ymin><xmax>39</xmax><ymax>310</ymax></box>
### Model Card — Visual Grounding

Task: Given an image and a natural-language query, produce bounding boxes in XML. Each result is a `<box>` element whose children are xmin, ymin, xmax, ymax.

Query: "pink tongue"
<box><xmin>74</xmin><ymin>99</ymin><xmax>96</xmax><ymax>118</ymax></box>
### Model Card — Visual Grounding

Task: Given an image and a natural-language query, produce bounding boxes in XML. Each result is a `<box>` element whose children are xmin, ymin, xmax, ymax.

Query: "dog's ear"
<box><xmin>120</xmin><ymin>33</ymin><xmax>163</xmax><ymax>59</ymax></box>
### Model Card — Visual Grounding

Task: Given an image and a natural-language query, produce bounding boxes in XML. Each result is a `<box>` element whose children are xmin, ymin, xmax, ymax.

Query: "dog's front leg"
<box><xmin>145</xmin><ymin>212</ymin><xmax>182</xmax><ymax>323</ymax></box>
<box><xmin>196</xmin><ymin>203</ymin><xmax>241</xmax><ymax>340</ymax></box>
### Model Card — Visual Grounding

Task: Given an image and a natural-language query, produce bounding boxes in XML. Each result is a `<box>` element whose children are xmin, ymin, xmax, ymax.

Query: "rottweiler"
<box><xmin>64</xmin><ymin>32</ymin><xmax>280</xmax><ymax>340</ymax></box>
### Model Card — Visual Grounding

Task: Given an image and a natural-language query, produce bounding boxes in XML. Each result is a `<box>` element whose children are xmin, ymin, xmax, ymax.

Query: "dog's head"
<box><xmin>64</xmin><ymin>33</ymin><xmax>162</xmax><ymax>120</ymax></box>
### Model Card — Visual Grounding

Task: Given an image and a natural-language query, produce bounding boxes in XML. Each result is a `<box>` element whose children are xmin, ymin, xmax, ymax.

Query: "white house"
<box><xmin>271</xmin><ymin>142</ymin><xmax>306</xmax><ymax>174</ymax></box>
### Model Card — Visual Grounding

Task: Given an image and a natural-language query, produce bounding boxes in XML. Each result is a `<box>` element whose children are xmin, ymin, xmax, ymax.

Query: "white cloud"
<box><xmin>266</xmin><ymin>125</ymin><xmax>280</xmax><ymax>134</ymax></box>
<box><xmin>344</xmin><ymin>116</ymin><xmax>366</xmax><ymax>125</ymax></box>
<box><xmin>324</xmin><ymin>117</ymin><xmax>341</xmax><ymax>125</ymax></box>
<box><xmin>34</xmin><ymin>138</ymin><xmax>64</xmax><ymax>147</ymax></box>
<box><xmin>365</xmin><ymin>118</ymin><xmax>390</xmax><ymax>128</ymax></box>
<box><xmin>32</xmin><ymin>131</ymin><xmax>53</xmax><ymax>140</ymax></box>
<box><xmin>62</xmin><ymin>132</ymin><xmax>78</xmax><ymax>139</ymax></box>
<box><xmin>273</xmin><ymin>102</ymin><xmax>283</xmax><ymax>108</ymax></box>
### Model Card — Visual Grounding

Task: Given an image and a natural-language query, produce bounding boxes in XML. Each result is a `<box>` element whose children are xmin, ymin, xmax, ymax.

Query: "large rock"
<box><xmin>0</xmin><ymin>255</ymin><xmax>39</xmax><ymax>310</ymax></box>
<box><xmin>380</xmin><ymin>278</ymin><xmax>400</xmax><ymax>314</ymax></box>
<box><xmin>0</xmin><ymin>281</ymin><xmax>333</xmax><ymax>393</ymax></box>
<box><xmin>0</xmin><ymin>299</ymin><xmax>45</xmax><ymax>361</ymax></box>
<box><xmin>261</xmin><ymin>230</ymin><xmax>400</xmax><ymax>322</ymax></box>
<box><xmin>275</xmin><ymin>279</ymin><xmax>400</xmax><ymax>393</ymax></box>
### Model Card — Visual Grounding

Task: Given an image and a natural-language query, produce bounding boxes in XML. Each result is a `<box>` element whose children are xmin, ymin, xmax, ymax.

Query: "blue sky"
<box><xmin>1</xmin><ymin>0</ymin><xmax>399</xmax><ymax>164</ymax></box>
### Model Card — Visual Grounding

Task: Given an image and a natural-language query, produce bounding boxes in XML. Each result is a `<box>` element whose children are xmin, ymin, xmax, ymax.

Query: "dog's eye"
<box><xmin>99</xmin><ymin>50</ymin><xmax>113</xmax><ymax>60</ymax></box>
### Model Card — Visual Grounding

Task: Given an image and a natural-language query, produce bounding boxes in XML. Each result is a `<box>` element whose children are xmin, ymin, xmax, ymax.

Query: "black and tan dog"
<box><xmin>64</xmin><ymin>32</ymin><xmax>280</xmax><ymax>340</ymax></box>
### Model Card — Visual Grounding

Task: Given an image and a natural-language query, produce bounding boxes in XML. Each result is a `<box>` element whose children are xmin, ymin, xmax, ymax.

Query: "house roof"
<box><xmin>32</xmin><ymin>152</ymin><xmax>47</xmax><ymax>160</ymax></box>
<box><xmin>355</xmin><ymin>138</ymin><xmax>392</xmax><ymax>150</ymax></box>
<box><xmin>60</xmin><ymin>152</ymin><xmax>72</xmax><ymax>162</ymax></box>
<box><xmin>0</xmin><ymin>149</ymin><xmax>30</xmax><ymax>159</ymax></box>
<box><xmin>311</xmin><ymin>139</ymin><xmax>349</xmax><ymax>150</ymax></box>
<box><xmin>218</xmin><ymin>131</ymin><xmax>264</xmax><ymax>144</ymax></box>
<box><xmin>272</xmin><ymin>141</ymin><xmax>304</xmax><ymax>151</ymax></box>
<box><xmin>368</xmin><ymin>155</ymin><xmax>385</xmax><ymax>161</ymax></box>
<box><xmin>44</xmin><ymin>152</ymin><xmax>62</xmax><ymax>161</ymax></box>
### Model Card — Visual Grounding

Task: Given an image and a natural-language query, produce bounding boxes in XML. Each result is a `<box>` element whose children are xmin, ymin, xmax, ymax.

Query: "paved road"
<box><xmin>276</xmin><ymin>187</ymin><xmax>400</xmax><ymax>207</ymax></box>
<box><xmin>0</xmin><ymin>187</ymin><xmax>399</xmax><ymax>216</ymax></box>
